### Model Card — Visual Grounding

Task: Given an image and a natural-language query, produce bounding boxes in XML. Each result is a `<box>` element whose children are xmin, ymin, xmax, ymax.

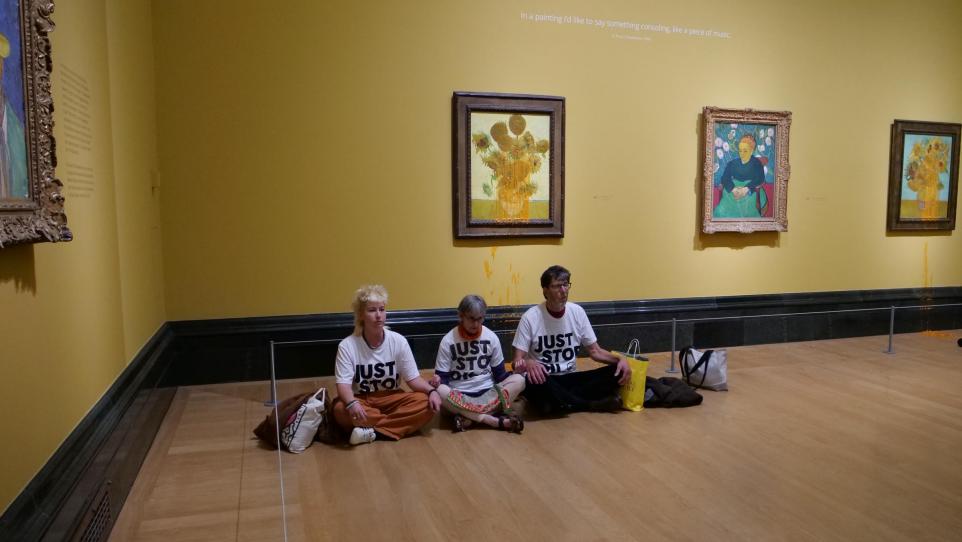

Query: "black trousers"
<box><xmin>523</xmin><ymin>364</ymin><xmax>619</xmax><ymax>414</ymax></box>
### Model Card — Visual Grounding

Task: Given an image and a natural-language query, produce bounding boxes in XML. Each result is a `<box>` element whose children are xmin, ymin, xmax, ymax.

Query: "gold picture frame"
<box><xmin>701</xmin><ymin>106</ymin><xmax>791</xmax><ymax>234</ymax></box>
<box><xmin>0</xmin><ymin>0</ymin><xmax>70</xmax><ymax>248</ymax></box>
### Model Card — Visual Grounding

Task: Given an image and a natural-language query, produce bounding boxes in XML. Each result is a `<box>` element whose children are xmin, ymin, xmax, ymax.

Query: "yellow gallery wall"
<box><xmin>0</xmin><ymin>0</ymin><xmax>958</xmax><ymax>520</ymax></box>
<box><xmin>154</xmin><ymin>0</ymin><xmax>962</xmax><ymax>320</ymax></box>
<box><xmin>0</xmin><ymin>0</ymin><xmax>164</xmax><ymax>513</ymax></box>
<box><xmin>106</xmin><ymin>0</ymin><xmax>166</xmax><ymax>356</ymax></box>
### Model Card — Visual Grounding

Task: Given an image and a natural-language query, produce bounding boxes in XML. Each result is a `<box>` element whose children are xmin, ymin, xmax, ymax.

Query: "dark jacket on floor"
<box><xmin>643</xmin><ymin>377</ymin><xmax>703</xmax><ymax>408</ymax></box>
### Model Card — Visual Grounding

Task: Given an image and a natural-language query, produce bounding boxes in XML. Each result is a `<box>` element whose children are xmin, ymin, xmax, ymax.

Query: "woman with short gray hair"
<box><xmin>430</xmin><ymin>295</ymin><xmax>525</xmax><ymax>432</ymax></box>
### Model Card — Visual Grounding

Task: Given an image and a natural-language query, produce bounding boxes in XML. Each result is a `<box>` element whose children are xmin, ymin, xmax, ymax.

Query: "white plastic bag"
<box><xmin>679</xmin><ymin>347</ymin><xmax>728</xmax><ymax>391</ymax></box>
<box><xmin>280</xmin><ymin>388</ymin><xmax>328</xmax><ymax>453</ymax></box>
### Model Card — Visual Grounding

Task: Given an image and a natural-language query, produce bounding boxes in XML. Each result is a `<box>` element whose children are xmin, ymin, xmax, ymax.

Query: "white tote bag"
<box><xmin>679</xmin><ymin>347</ymin><xmax>728</xmax><ymax>391</ymax></box>
<box><xmin>280</xmin><ymin>387</ymin><xmax>329</xmax><ymax>453</ymax></box>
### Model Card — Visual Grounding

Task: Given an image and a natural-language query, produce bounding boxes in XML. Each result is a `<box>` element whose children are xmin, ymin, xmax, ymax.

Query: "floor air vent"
<box><xmin>72</xmin><ymin>481</ymin><xmax>113</xmax><ymax>542</ymax></box>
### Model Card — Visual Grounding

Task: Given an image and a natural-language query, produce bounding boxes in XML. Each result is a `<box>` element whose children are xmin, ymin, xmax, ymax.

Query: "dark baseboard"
<box><xmin>162</xmin><ymin>286</ymin><xmax>962</xmax><ymax>386</ymax></box>
<box><xmin>2</xmin><ymin>286</ymin><xmax>960</xmax><ymax>541</ymax></box>
<box><xmin>0</xmin><ymin>324</ymin><xmax>177</xmax><ymax>542</ymax></box>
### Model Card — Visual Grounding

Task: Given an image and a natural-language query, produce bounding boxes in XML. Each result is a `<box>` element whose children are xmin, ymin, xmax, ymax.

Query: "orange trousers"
<box><xmin>333</xmin><ymin>390</ymin><xmax>433</xmax><ymax>440</ymax></box>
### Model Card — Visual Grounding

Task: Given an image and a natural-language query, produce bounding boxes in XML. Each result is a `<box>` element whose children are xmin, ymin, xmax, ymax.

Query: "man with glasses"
<box><xmin>511</xmin><ymin>265</ymin><xmax>631</xmax><ymax>415</ymax></box>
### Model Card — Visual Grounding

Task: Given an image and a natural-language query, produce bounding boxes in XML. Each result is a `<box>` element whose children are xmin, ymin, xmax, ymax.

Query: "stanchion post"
<box><xmin>666</xmin><ymin>318</ymin><xmax>679</xmax><ymax>373</ymax></box>
<box><xmin>264</xmin><ymin>339</ymin><xmax>278</xmax><ymax>406</ymax></box>
<box><xmin>884</xmin><ymin>306</ymin><xmax>896</xmax><ymax>355</ymax></box>
<box><xmin>266</xmin><ymin>339</ymin><xmax>289</xmax><ymax>540</ymax></box>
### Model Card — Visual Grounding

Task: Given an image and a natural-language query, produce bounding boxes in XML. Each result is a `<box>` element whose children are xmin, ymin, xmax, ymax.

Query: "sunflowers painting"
<box><xmin>453</xmin><ymin>92</ymin><xmax>564</xmax><ymax>238</ymax></box>
<box><xmin>900</xmin><ymin>135</ymin><xmax>952</xmax><ymax>219</ymax></box>
<box><xmin>470</xmin><ymin>112</ymin><xmax>551</xmax><ymax>222</ymax></box>
<box><xmin>887</xmin><ymin>120</ymin><xmax>960</xmax><ymax>231</ymax></box>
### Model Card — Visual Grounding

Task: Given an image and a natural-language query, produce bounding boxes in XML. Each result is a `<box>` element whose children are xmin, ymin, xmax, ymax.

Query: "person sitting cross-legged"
<box><xmin>511</xmin><ymin>265</ymin><xmax>630</xmax><ymax>415</ymax></box>
<box><xmin>332</xmin><ymin>285</ymin><xmax>440</xmax><ymax>445</ymax></box>
<box><xmin>430</xmin><ymin>295</ymin><xmax>525</xmax><ymax>433</ymax></box>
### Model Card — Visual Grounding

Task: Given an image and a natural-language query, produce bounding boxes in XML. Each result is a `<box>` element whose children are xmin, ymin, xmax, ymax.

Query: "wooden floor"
<box><xmin>111</xmin><ymin>331</ymin><xmax>962</xmax><ymax>542</ymax></box>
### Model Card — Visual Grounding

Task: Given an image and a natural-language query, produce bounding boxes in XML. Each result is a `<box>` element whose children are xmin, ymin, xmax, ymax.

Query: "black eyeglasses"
<box><xmin>549</xmin><ymin>282</ymin><xmax>572</xmax><ymax>291</ymax></box>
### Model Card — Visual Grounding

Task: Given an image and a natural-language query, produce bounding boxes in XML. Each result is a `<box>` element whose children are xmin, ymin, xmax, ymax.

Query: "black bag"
<box><xmin>643</xmin><ymin>376</ymin><xmax>703</xmax><ymax>408</ymax></box>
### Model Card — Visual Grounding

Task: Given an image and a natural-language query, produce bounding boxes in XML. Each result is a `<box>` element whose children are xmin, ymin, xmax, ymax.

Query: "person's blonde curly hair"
<box><xmin>352</xmin><ymin>284</ymin><xmax>388</xmax><ymax>336</ymax></box>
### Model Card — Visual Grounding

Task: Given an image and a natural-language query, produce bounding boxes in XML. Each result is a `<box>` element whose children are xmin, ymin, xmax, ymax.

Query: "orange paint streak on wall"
<box><xmin>481</xmin><ymin>250</ymin><xmax>523</xmax><ymax>306</ymax></box>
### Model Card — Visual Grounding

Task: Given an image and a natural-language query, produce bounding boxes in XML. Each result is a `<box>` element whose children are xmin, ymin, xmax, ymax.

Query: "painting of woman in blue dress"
<box><xmin>711</xmin><ymin>125</ymin><xmax>776</xmax><ymax>219</ymax></box>
<box><xmin>0</xmin><ymin>0</ymin><xmax>28</xmax><ymax>202</ymax></box>
<box><xmin>0</xmin><ymin>0</ymin><xmax>71</xmax><ymax>247</ymax></box>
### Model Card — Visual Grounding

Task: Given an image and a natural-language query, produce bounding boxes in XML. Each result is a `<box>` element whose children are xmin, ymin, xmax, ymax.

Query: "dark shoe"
<box><xmin>588</xmin><ymin>394</ymin><xmax>623</xmax><ymax>412</ymax></box>
<box><xmin>452</xmin><ymin>414</ymin><xmax>466</xmax><ymax>433</ymax></box>
<box><xmin>497</xmin><ymin>414</ymin><xmax>524</xmax><ymax>433</ymax></box>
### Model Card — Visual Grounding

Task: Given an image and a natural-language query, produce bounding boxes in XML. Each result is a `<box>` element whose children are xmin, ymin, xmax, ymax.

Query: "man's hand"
<box><xmin>613</xmin><ymin>355</ymin><xmax>632</xmax><ymax>386</ymax></box>
<box><xmin>428</xmin><ymin>374</ymin><xmax>441</xmax><ymax>388</ymax></box>
<box><xmin>526</xmin><ymin>360</ymin><xmax>548</xmax><ymax>384</ymax></box>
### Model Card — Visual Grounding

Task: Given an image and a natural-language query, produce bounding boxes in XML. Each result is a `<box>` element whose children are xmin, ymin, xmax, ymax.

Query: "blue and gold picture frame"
<box><xmin>702</xmin><ymin>107</ymin><xmax>792</xmax><ymax>234</ymax></box>
<box><xmin>0</xmin><ymin>0</ymin><xmax>69</xmax><ymax>248</ymax></box>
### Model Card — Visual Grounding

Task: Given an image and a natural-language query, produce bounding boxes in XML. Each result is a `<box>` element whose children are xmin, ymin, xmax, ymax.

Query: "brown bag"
<box><xmin>253</xmin><ymin>389</ymin><xmax>335</xmax><ymax>450</ymax></box>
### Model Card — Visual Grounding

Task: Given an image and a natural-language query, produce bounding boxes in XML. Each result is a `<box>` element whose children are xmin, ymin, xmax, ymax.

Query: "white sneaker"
<box><xmin>349</xmin><ymin>427</ymin><xmax>376</xmax><ymax>445</ymax></box>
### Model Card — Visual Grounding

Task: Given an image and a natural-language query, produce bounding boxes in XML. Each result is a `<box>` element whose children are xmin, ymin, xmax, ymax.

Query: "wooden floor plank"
<box><xmin>111</xmin><ymin>331</ymin><xmax>962</xmax><ymax>541</ymax></box>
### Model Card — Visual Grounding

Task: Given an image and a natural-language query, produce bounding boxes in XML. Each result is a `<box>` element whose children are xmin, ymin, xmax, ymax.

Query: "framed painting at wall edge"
<box><xmin>452</xmin><ymin>91</ymin><xmax>564</xmax><ymax>238</ymax></box>
<box><xmin>886</xmin><ymin>119</ymin><xmax>960</xmax><ymax>232</ymax></box>
<box><xmin>0</xmin><ymin>0</ymin><xmax>70</xmax><ymax>248</ymax></box>
<box><xmin>701</xmin><ymin>106</ymin><xmax>792</xmax><ymax>234</ymax></box>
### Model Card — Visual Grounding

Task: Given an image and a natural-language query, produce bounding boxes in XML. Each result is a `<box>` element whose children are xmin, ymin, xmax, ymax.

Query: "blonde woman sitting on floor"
<box><xmin>333</xmin><ymin>285</ymin><xmax>440</xmax><ymax>445</ymax></box>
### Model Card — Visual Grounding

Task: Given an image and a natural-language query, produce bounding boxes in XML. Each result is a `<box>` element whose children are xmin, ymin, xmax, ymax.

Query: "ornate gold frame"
<box><xmin>0</xmin><ymin>0</ymin><xmax>70</xmax><ymax>248</ymax></box>
<box><xmin>701</xmin><ymin>107</ymin><xmax>791</xmax><ymax>234</ymax></box>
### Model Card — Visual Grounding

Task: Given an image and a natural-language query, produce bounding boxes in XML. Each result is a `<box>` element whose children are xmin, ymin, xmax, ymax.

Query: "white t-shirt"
<box><xmin>335</xmin><ymin>330</ymin><xmax>420</xmax><ymax>394</ymax></box>
<box><xmin>512</xmin><ymin>302</ymin><xmax>597</xmax><ymax>375</ymax></box>
<box><xmin>435</xmin><ymin>326</ymin><xmax>505</xmax><ymax>394</ymax></box>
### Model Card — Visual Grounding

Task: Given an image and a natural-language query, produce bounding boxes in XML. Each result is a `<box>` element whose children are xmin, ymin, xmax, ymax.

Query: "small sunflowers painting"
<box><xmin>453</xmin><ymin>92</ymin><xmax>564</xmax><ymax>238</ymax></box>
<box><xmin>900</xmin><ymin>135</ymin><xmax>952</xmax><ymax>219</ymax></box>
<box><xmin>470</xmin><ymin>112</ymin><xmax>551</xmax><ymax>222</ymax></box>
<box><xmin>887</xmin><ymin>120</ymin><xmax>960</xmax><ymax>231</ymax></box>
